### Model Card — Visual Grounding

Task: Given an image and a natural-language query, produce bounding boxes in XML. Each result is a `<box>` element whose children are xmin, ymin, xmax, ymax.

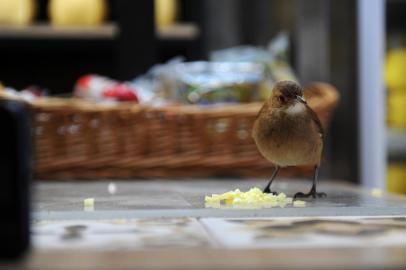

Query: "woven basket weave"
<box><xmin>7</xmin><ymin>82</ymin><xmax>339</xmax><ymax>179</ymax></box>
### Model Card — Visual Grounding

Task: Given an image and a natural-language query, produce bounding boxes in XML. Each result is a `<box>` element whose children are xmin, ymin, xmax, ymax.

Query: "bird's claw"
<box><xmin>294</xmin><ymin>191</ymin><xmax>326</xmax><ymax>199</ymax></box>
<box><xmin>263</xmin><ymin>187</ymin><xmax>278</xmax><ymax>195</ymax></box>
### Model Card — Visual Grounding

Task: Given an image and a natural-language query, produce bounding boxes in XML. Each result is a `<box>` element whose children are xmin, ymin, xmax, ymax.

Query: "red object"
<box><xmin>76</xmin><ymin>74</ymin><xmax>94</xmax><ymax>92</ymax></box>
<box><xmin>103</xmin><ymin>84</ymin><xmax>138</xmax><ymax>102</ymax></box>
<box><xmin>75</xmin><ymin>74</ymin><xmax>138</xmax><ymax>102</ymax></box>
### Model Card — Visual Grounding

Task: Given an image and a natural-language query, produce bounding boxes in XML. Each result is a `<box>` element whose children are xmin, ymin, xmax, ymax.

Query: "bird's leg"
<box><xmin>263</xmin><ymin>166</ymin><xmax>280</xmax><ymax>194</ymax></box>
<box><xmin>294</xmin><ymin>165</ymin><xmax>327</xmax><ymax>199</ymax></box>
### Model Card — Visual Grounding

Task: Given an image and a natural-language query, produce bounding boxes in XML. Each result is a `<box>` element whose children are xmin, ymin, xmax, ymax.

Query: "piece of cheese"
<box><xmin>84</xmin><ymin>198</ymin><xmax>95</xmax><ymax>208</ymax></box>
<box><xmin>371</xmin><ymin>188</ymin><xmax>383</xmax><ymax>198</ymax></box>
<box><xmin>293</xmin><ymin>200</ymin><xmax>306</xmax><ymax>207</ymax></box>
<box><xmin>108</xmin><ymin>182</ymin><xmax>117</xmax><ymax>195</ymax></box>
<box><xmin>205</xmin><ymin>187</ymin><xmax>295</xmax><ymax>209</ymax></box>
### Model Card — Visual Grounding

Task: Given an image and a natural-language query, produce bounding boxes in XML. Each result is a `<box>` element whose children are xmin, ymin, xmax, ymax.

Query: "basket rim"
<box><xmin>1</xmin><ymin>81</ymin><xmax>339</xmax><ymax>115</ymax></box>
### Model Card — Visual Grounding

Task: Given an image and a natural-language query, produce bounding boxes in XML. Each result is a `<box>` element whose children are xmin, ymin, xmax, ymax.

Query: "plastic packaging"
<box><xmin>135</xmin><ymin>60</ymin><xmax>267</xmax><ymax>105</ymax></box>
<box><xmin>75</xmin><ymin>74</ymin><xmax>139</xmax><ymax>103</ymax></box>
<box><xmin>210</xmin><ymin>32</ymin><xmax>298</xmax><ymax>99</ymax></box>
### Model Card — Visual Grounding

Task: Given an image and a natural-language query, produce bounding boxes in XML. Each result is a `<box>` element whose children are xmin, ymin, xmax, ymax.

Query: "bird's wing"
<box><xmin>305</xmin><ymin>104</ymin><xmax>324</xmax><ymax>139</ymax></box>
<box><xmin>255</xmin><ymin>102</ymin><xmax>269</xmax><ymax>120</ymax></box>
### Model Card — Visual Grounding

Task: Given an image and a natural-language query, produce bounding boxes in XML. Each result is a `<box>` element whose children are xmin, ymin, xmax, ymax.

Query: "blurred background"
<box><xmin>0</xmin><ymin>0</ymin><xmax>403</xmax><ymax>195</ymax></box>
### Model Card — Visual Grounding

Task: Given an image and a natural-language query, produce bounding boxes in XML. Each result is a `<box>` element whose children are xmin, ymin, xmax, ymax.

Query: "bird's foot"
<box><xmin>294</xmin><ymin>189</ymin><xmax>326</xmax><ymax>199</ymax></box>
<box><xmin>263</xmin><ymin>187</ymin><xmax>278</xmax><ymax>195</ymax></box>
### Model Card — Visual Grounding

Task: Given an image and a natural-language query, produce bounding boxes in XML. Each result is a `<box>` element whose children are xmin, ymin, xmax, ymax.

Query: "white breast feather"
<box><xmin>285</xmin><ymin>102</ymin><xmax>306</xmax><ymax>115</ymax></box>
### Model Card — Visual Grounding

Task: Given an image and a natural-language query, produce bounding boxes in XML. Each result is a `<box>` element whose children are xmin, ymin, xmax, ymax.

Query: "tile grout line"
<box><xmin>197</xmin><ymin>217</ymin><xmax>225</xmax><ymax>248</ymax></box>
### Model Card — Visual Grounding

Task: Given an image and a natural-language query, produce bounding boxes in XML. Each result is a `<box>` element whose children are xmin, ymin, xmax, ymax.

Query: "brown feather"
<box><xmin>305</xmin><ymin>103</ymin><xmax>324</xmax><ymax>139</ymax></box>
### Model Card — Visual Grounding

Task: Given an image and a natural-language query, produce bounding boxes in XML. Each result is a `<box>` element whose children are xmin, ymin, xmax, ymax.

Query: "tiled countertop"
<box><xmin>34</xmin><ymin>179</ymin><xmax>406</xmax><ymax>219</ymax></box>
<box><xmin>7</xmin><ymin>179</ymin><xmax>406</xmax><ymax>270</ymax></box>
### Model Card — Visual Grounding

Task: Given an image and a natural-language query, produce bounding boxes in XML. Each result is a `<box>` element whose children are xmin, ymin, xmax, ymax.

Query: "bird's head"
<box><xmin>268</xmin><ymin>81</ymin><xmax>306</xmax><ymax>110</ymax></box>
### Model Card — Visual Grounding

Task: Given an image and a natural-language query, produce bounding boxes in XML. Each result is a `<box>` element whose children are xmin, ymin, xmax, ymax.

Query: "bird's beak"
<box><xmin>296</xmin><ymin>95</ymin><xmax>306</xmax><ymax>104</ymax></box>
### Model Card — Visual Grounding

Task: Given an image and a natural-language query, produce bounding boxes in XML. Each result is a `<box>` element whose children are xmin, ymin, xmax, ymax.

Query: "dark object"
<box><xmin>114</xmin><ymin>0</ymin><xmax>155</xmax><ymax>80</ymax></box>
<box><xmin>252</xmin><ymin>81</ymin><xmax>326</xmax><ymax>198</ymax></box>
<box><xmin>294</xmin><ymin>165</ymin><xmax>327</xmax><ymax>199</ymax></box>
<box><xmin>262</xmin><ymin>165</ymin><xmax>279</xmax><ymax>195</ymax></box>
<box><xmin>0</xmin><ymin>100</ymin><xmax>31</xmax><ymax>259</ymax></box>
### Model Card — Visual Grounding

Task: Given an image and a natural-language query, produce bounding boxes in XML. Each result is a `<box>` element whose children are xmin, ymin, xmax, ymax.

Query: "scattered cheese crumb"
<box><xmin>371</xmin><ymin>188</ymin><xmax>382</xmax><ymax>198</ymax></box>
<box><xmin>293</xmin><ymin>200</ymin><xmax>306</xmax><ymax>207</ymax></box>
<box><xmin>285</xmin><ymin>197</ymin><xmax>293</xmax><ymax>204</ymax></box>
<box><xmin>83</xmin><ymin>198</ymin><xmax>95</xmax><ymax>212</ymax></box>
<box><xmin>112</xmin><ymin>219</ymin><xmax>127</xmax><ymax>224</ymax></box>
<box><xmin>204</xmin><ymin>187</ymin><xmax>295</xmax><ymax>209</ymax></box>
<box><xmin>108</xmin><ymin>182</ymin><xmax>117</xmax><ymax>195</ymax></box>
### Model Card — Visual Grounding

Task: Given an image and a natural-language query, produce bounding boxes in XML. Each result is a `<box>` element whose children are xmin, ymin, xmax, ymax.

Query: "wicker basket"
<box><xmin>8</xmin><ymin>82</ymin><xmax>339</xmax><ymax>179</ymax></box>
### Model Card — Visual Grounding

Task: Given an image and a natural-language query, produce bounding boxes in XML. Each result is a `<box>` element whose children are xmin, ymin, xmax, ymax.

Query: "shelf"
<box><xmin>0</xmin><ymin>22</ymin><xmax>200</xmax><ymax>41</ymax></box>
<box><xmin>156</xmin><ymin>23</ymin><xmax>200</xmax><ymax>40</ymax></box>
<box><xmin>0</xmin><ymin>23</ymin><xmax>119</xmax><ymax>39</ymax></box>
<box><xmin>387</xmin><ymin>128</ymin><xmax>406</xmax><ymax>162</ymax></box>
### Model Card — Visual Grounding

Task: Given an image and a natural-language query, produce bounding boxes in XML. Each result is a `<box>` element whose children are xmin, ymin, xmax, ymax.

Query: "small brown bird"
<box><xmin>252</xmin><ymin>80</ymin><xmax>326</xmax><ymax>199</ymax></box>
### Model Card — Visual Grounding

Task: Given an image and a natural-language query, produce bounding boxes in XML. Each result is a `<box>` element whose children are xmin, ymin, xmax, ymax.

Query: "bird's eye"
<box><xmin>278</xmin><ymin>96</ymin><xmax>285</xmax><ymax>103</ymax></box>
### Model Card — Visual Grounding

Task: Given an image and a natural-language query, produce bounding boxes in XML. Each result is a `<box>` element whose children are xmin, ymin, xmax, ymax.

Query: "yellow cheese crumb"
<box><xmin>112</xmin><ymin>219</ymin><xmax>127</xmax><ymax>224</ymax></box>
<box><xmin>293</xmin><ymin>200</ymin><xmax>306</xmax><ymax>207</ymax></box>
<box><xmin>84</xmin><ymin>198</ymin><xmax>95</xmax><ymax>208</ymax></box>
<box><xmin>371</xmin><ymin>188</ymin><xmax>383</xmax><ymax>198</ymax></box>
<box><xmin>204</xmin><ymin>187</ymin><xmax>294</xmax><ymax>209</ymax></box>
